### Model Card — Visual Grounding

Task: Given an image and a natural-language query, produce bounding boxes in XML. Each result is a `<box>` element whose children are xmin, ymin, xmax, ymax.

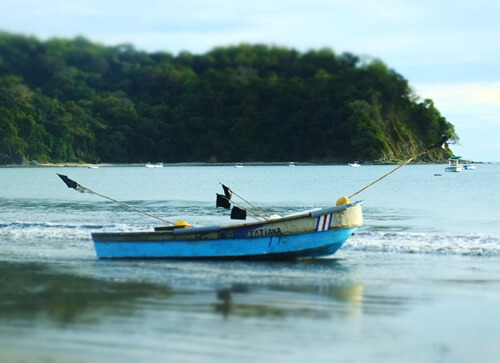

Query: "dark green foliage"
<box><xmin>0</xmin><ymin>32</ymin><xmax>457</xmax><ymax>164</ymax></box>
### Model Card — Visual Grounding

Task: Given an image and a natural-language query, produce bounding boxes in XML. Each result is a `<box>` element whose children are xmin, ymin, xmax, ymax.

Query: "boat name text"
<box><xmin>248</xmin><ymin>227</ymin><xmax>282</xmax><ymax>237</ymax></box>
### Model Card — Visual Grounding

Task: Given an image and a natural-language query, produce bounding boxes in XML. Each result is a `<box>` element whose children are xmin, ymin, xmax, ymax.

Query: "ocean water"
<box><xmin>1</xmin><ymin>164</ymin><xmax>499</xmax><ymax>362</ymax></box>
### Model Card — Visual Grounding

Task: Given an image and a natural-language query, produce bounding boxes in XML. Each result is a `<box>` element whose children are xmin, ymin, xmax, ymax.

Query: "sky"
<box><xmin>1</xmin><ymin>0</ymin><xmax>499</xmax><ymax>161</ymax></box>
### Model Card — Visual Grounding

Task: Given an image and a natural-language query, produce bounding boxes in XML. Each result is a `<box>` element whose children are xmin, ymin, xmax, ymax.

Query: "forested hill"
<box><xmin>0</xmin><ymin>32</ymin><xmax>456</xmax><ymax>164</ymax></box>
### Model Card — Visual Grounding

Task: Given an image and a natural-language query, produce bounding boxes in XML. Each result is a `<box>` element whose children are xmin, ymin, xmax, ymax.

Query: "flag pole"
<box><xmin>57</xmin><ymin>174</ymin><xmax>176</xmax><ymax>225</ymax></box>
<box><xmin>217</xmin><ymin>194</ymin><xmax>267</xmax><ymax>221</ymax></box>
<box><xmin>348</xmin><ymin>136</ymin><xmax>450</xmax><ymax>200</ymax></box>
<box><xmin>219</xmin><ymin>183</ymin><xmax>270</xmax><ymax>218</ymax></box>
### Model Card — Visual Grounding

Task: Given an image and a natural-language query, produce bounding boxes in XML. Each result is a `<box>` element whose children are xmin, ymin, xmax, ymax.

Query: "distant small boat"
<box><xmin>462</xmin><ymin>160</ymin><xmax>475</xmax><ymax>170</ymax></box>
<box><xmin>235</xmin><ymin>163</ymin><xmax>243</xmax><ymax>168</ymax></box>
<box><xmin>445</xmin><ymin>156</ymin><xmax>463</xmax><ymax>172</ymax></box>
<box><xmin>349</xmin><ymin>161</ymin><xmax>361</xmax><ymax>167</ymax></box>
<box><xmin>288</xmin><ymin>162</ymin><xmax>295</xmax><ymax>167</ymax></box>
<box><xmin>146</xmin><ymin>162</ymin><xmax>163</xmax><ymax>168</ymax></box>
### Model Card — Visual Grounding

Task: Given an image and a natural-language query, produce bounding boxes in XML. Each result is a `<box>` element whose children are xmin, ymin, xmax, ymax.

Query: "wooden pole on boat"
<box><xmin>348</xmin><ymin>136</ymin><xmax>449</xmax><ymax>200</ymax></box>
<box><xmin>57</xmin><ymin>174</ymin><xmax>177</xmax><ymax>225</ymax></box>
<box><xmin>220</xmin><ymin>183</ymin><xmax>270</xmax><ymax>218</ymax></box>
<box><xmin>217</xmin><ymin>193</ymin><xmax>267</xmax><ymax>221</ymax></box>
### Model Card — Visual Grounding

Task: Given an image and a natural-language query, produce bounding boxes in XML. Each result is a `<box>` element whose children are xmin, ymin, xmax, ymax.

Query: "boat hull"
<box><xmin>93</xmin><ymin>227</ymin><xmax>357</xmax><ymax>259</ymax></box>
<box><xmin>92</xmin><ymin>202</ymin><xmax>362</xmax><ymax>259</ymax></box>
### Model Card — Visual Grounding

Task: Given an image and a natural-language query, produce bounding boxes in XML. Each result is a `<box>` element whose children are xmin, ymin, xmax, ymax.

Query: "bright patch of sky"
<box><xmin>1</xmin><ymin>0</ymin><xmax>499</xmax><ymax>161</ymax></box>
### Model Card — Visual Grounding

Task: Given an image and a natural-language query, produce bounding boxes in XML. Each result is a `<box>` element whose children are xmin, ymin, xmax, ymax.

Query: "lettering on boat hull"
<box><xmin>248</xmin><ymin>227</ymin><xmax>282</xmax><ymax>238</ymax></box>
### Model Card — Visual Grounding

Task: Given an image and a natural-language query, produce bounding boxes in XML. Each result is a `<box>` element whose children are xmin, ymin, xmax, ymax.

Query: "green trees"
<box><xmin>0</xmin><ymin>75</ymin><xmax>40</xmax><ymax>163</ymax></box>
<box><xmin>0</xmin><ymin>33</ymin><xmax>456</xmax><ymax>164</ymax></box>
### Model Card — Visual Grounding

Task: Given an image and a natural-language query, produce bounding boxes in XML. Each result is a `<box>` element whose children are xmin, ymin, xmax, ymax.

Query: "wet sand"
<box><xmin>1</xmin><ymin>251</ymin><xmax>499</xmax><ymax>362</ymax></box>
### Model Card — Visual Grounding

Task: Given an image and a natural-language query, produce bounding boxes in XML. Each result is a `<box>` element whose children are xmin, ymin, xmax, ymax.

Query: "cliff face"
<box><xmin>0</xmin><ymin>34</ymin><xmax>456</xmax><ymax>164</ymax></box>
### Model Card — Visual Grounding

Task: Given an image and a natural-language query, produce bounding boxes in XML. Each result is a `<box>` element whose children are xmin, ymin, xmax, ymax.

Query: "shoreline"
<box><xmin>1</xmin><ymin>160</ymin><xmax>484</xmax><ymax>168</ymax></box>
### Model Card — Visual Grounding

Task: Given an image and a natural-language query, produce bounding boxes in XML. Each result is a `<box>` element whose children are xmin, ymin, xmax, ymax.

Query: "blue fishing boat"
<box><xmin>57</xmin><ymin>174</ymin><xmax>362</xmax><ymax>260</ymax></box>
<box><xmin>58</xmin><ymin>136</ymin><xmax>452</xmax><ymax>260</ymax></box>
<box><xmin>91</xmin><ymin>202</ymin><xmax>362</xmax><ymax>259</ymax></box>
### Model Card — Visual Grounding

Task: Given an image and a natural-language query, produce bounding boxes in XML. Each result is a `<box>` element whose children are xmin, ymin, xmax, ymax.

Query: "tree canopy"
<box><xmin>0</xmin><ymin>32</ymin><xmax>457</xmax><ymax>164</ymax></box>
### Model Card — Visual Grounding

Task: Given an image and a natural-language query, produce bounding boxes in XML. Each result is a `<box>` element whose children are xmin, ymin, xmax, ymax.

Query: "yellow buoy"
<box><xmin>336</xmin><ymin>196</ymin><xmax>350</xmax><ymax>206</ymax></box>
<box><xmin>175</xmin><ymin>220</ymin><xmax>193</xmax><ymax>228</ymax></box>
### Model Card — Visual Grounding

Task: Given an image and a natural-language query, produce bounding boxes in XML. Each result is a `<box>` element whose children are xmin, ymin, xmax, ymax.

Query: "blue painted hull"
<box><xmin>93</xmin><ymin>227</ymin><xmax>358</xmax><ymax>259</ymax></box>
<box><xmin>91</xmin><ymin>202</ymin><xmax>363</xmax><ymax>259</ymax></box>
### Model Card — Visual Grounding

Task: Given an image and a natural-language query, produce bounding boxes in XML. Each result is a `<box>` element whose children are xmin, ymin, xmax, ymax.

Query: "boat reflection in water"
<box><xmin>1</xmin><ymin>259</ymin><xmax>415</xmax><ymax>327</ymax></box>
<box><xmin>0</xmin><ymin>258</ymin><xmax>414</xmax><ymax>361</ymax></box>
<box><xmin>215</xmin><ymin>281</ymin><xmax>364</xmax><ymax>319</ymax></box>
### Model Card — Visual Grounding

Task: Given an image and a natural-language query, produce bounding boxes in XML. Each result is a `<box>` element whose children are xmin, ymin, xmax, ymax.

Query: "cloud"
<box><xmin>3</xmin><ymin>0</ymin><xmax>499</xmax><ymax>59</ymax></box>
<box><xmin>415</xmin><ymin>82</ymin><xmax>500</xmax><ymax>114</ymax></box>
<box><xmin>415</xmin><ymin>82</ymin><xmax>500</xmax><ymax>161</ymax></box>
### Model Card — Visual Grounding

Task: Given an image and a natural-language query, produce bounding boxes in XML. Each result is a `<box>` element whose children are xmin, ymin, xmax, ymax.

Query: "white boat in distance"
<box><xmin>445</xmin><ymin>156</ymin><xmax>462</xmax><ymax>172</ymax></box>
<box><xmin>462</xmin><ymin>160</ymin><xmax>476</xmax><ymax>170</ymax></box>
<box><xmin>349</xmin><ymin>161</ymin><xmax>361</xmax><ymax>167</ymax></box>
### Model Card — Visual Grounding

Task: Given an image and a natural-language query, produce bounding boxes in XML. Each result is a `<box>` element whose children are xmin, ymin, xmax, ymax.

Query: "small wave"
<box><xmin>0</xmin><ymin>221</ymin><xmax>161</xmax><ymax>242</ymax></box>
<box><xmin>0</xmin><ymin>221</ymin><xmax>122</xmax><ymax>241</ymax></box>
<box><xmin>0</xmin><ymin>221</ymin><xmax>104</xmax><ymax>230</ymax></box>
<box><xmin>2</xmin><ymin>221</ymin><xmax>499</xmax><ymax>258</ymax></box>
<box><xmin>346</xmin><ymin>231</ymin><xmax>500</xmax><ymax>257</ymax></box>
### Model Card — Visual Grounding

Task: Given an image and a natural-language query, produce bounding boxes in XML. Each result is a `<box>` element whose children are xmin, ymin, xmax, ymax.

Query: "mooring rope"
<box><xmin>349</xmin><ymin>150</ymin><xmax>427</xmax><ymax>199</ymax></box>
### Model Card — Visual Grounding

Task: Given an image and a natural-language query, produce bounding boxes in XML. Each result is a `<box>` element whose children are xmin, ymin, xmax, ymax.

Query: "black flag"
<box><xmin>221</xmin><ymin>184</ymin><xmax>232</xmax><ymax>199</ymax></box>
<box><xmin>57</xmin><ymin>174</ymin><xmax>87</xmax><ymax>193</ymax></box>
<box><xmin>230</xmin><ymin>206</ymin><xmax>247</xmax><ymax>220</ymax></box>
<box><xmin>216</xmin><ymin>193</ymin><xmax>231</xmax><ymax>209</ymax></box>
<box><xmin>57</xmin><ymin>174</ymin><xmax>78</xmax><ymax>189</ymax></box>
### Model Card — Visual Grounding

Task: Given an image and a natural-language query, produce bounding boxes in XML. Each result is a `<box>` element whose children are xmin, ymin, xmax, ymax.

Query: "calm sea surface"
<box><xmin>1</xmin><ymin>164</ymin><xmax>500</xmax><ymax>362</ymax></box>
